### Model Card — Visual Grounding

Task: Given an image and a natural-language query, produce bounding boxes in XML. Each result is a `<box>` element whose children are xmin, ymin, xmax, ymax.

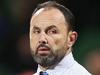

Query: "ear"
<box><xmin>67</xmin><ymin>31</ymin><xmax>78</xmax><ymax>47</ymax></box>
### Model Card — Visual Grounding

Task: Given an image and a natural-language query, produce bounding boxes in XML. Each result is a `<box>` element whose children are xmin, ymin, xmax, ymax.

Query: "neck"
<box><xmin>39</xmin><ymin>65</ymin><xmax>48</xmax><ymax>71</ymax></box>
<box><xmin>39</xmin><ymin>63</ymin><xmax>58</xmax><ymax>71</ymax></box>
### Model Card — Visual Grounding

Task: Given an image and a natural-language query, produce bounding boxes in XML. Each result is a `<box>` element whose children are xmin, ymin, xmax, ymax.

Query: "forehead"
<box><xmin>30</xmin><ymin>8</ymin><xmax>68</xmax><ymax>28</ymax></box>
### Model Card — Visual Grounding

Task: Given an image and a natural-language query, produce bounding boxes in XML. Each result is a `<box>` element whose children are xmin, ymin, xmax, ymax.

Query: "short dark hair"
<box><xmin>32</xmin><ymin>1</ymin><xmax>75</xmax><ymax>31</ymax></box>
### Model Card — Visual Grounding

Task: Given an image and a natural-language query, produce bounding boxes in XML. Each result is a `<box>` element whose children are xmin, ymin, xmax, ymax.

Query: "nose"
<box><xmin>39</xmin><ymin>33</ymin><xmax>48</xmax><ymax>44</ymax></box>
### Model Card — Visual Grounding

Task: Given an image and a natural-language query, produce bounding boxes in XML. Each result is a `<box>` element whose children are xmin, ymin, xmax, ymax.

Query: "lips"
<box><xmin>37</xmin><ymin>45</ymin><xmax>50</xmax><ymax>55</ymax></box>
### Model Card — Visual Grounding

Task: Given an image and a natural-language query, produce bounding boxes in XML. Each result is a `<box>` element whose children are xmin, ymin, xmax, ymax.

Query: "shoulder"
<box><xmin>64</xmin><ymin>61</ymin><xmax>92</xmax><ymax>75</ymax></box>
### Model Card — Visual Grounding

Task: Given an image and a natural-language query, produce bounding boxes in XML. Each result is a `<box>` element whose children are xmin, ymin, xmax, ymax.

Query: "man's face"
<box><xmin>30</xmin><ymin>8</ymin><xmax>74</xmax><ymax>67</ymax></box>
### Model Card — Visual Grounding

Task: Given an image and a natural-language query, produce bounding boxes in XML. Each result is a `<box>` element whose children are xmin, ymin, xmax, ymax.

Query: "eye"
<box><xmin>33</xmin><ymin>29</ymin><xmax>40</xmax><ymax>34</ymax></box>
<box><xmin>47</xmin><ymin>28</ymin><xmax>57</xmax><ymax>34</ymax></box>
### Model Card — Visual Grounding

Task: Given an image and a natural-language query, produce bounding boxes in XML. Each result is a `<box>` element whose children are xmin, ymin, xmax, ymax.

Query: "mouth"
<box><xmin>37</xmin><ymin>45</ymin><xmax>50</xmax><ymax>56</ymax></box>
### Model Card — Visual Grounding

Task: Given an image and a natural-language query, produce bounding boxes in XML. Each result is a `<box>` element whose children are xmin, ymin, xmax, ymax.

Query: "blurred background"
<box><xmin>0</xmin><ymin>0</ymin><xmax>100</xmax><ymax>75</ymax></box>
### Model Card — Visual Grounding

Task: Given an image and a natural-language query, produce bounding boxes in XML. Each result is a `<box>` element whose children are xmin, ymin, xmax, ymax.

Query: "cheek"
<box><xmin>55</xmin><ymin>38</ymin><xmax>66</xmax><ymax>49</ymax></box>
<box><xmin>51</xmin><ymin>35</ymin><xmax>67</xmax><ymax>49</ymax></box>
<box><xmin>56</xmin><ymin>35</ymin><xmax>67</xmax><ymax>45</ymax></box>
<box><xmin>30</xmin><ymin>35</ymin><xmax>39</xmax><ymax>50</ymax></box>
<box><xmin>55</xmin><ymin>38</ymin><xmax>63</xmax><ymax>45</ymax></box>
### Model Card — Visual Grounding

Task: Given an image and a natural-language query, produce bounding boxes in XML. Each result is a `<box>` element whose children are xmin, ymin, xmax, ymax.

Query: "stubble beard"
<box><xmin>33</xmin><ymin>49</ymin><xmax>65</xmax><ymax>68</ymax></box>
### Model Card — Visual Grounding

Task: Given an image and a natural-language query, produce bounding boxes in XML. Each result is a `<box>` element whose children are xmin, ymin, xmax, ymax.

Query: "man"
<box><xmin>29</xmin><ymin>1</ymin><xmax>91</xmax><ymax>75</ymax></box>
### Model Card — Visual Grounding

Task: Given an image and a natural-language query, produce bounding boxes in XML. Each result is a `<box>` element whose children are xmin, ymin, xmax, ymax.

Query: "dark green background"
<box><xmin>0</xmin><ymin>0</ymin><xmax>100</xmax><ymax>74</ymax></box>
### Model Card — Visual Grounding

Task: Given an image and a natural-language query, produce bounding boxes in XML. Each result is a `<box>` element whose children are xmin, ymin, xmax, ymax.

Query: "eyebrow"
<box><xmin>46</xmin><ymin>25</ymin><xmax>57</xmax><ymax>31</ymax></box>
<box><xmin>32</xmin><ymin>26</ymin><xmax>39</xmax><ymax>30</ymax></box>
<box><xmin>32</xmin><ymin>25</ymin><xmax>57</xmax><ymax>33</ymax></box>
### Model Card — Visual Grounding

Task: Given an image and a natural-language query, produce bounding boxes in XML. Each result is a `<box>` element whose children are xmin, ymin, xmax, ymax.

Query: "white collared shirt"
<box><xmin>33</xmin><ymin>52</ymin><xmax>91</xmax><ymax>75</ymax></box>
